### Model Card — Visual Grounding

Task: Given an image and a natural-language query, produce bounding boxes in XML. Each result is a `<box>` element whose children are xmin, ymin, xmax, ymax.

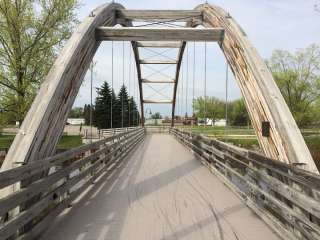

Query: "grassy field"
<box><xmin>0</xmin><ymin>134</ymin><xmax>83</xmax><ymax>166</ymax></box>
<box><xmin>56</xmin><ymin>135</ymin><xmax>83</xmax><ymax>149</ymax></box>
<box><xmin>0</xmin><ymin>134</ymin><xmax>15</xmax><ymax>149</ymax></box>
<box><xmin>0</xmin><ymin>134</ymin><xmax>83</xmax><ymax>151</ymax></box>
<box><xmin>178</xmin><ymin>125</ymin><xmax>255</xmax><ymax>136</ymax></box>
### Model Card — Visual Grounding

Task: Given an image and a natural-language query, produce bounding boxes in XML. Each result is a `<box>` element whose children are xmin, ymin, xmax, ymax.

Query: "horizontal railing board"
<box><xmin>189</xmin><ymin>129</ymin><xmax>320</xmax><ymax>193</ymax></box>
<box><xmin>0</xmin><ymin>128</ymin><xmax>145</xmax><ymax>239</ymax></box>
<box><xmin>170</xmin><ymin>128</ymin><xmax>320</xmax><ymax>240</ymax></box>
<box><xmin>15</xmin><ymin>130</ymin><xmax>145</xmax><ymax>240</ymax></box>
<box><xmin>0</xmin><ymin>128</ymin><xmax>140</xmax><ymax>189</ymax></box>
<box><xmin>5</xmin><ymin>131</ymin><xmax>144</xmax><ymax>239</ymax></box>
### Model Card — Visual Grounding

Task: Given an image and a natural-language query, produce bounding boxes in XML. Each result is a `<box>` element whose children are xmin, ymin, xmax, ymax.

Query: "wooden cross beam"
<box><xmin>136</xmin><ymin>41</ymin><xmax>182</xmax><ymax>48</ymax></box>
<box><xmin>116</xmin><ymin>10</ymin><xmax>202</xmax><ymax>22</ymax></box>
<box><xmin>96</xmin><ymin>27</ymin><xmax>225</xmax><ymax>42</ymax></box>
<box><xmin>143</xmin><ymin>100</ymin><xmax>173</xmax><ymax>104</ymax></box>
<box><xmin>142</xmin><ymin>79</ymin><xmax>175</xmax><ymax>83</ymax></box>
<box><xmin>140</xmin><ymin>59</ymin><xmax>177</xmax><ymax>64</ymax></box>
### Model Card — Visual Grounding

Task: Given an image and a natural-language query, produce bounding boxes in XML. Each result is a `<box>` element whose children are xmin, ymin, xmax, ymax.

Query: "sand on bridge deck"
<box><xmin>42</xmin><ymin>134</ymin><xmax>281</xmax><ymax>240</ymax></box>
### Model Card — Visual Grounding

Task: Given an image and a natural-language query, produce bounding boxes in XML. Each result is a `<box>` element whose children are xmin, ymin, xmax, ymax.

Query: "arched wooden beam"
<box><xmin>1</xmin><ymin>3</ymin><xmax>125</xmax><ymax>173</ymax></box>
<box><xmin>130</xmin><ymin>41</ymin><xmax>145</xmax><ymax>126</ymax></box>
<box><xmin>197</xmin><ymin>3</ymin><xmax>317</xmax><ymax>172</ymax></box>
<box><xmin>171</xmin><ymin>42</ymin><xmax>186</xmax><ymax>126</ymax></box>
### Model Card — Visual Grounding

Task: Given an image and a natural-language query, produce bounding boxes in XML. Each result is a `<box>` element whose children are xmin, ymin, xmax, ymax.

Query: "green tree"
<box><xmin>267</xmin><ymin>44</ymin><xmax>320</xmax><ymax>127</ymax></box>
<box><xmin>69</xmin><ymin>107</ymin><xmax>84</xmax><ymax>118</ymax></box>
<box><xmin>110</xmin><ymin>89</ymin><xmax>117</xmax><ymax>128</ymax></box>
<box><xmin>151</xmin><ymin>112</ymin><xmax>162</xmax><ymax>119</ymax></box>
<box><xmin>193</xmin><ymin>96</ymin><xmax>225</xmax><ymax>122</ymax></box>
<box><xmin>229</xmin><ymin>99</ymin><xmax>250</xmax><ymax>126</ymax></box>
<box><xmin>114</xmin><ymin>85</ymin><xmax>129</xmax><ymax>128</ymax></box>
<box><xmin>0</xmin><ymin>0</ymin><xmax>78</xmax><ymax>124</ymax></box>
<box><xmin>129</xmin><ymin>96</ymin><xmax>140</xmax><ymax>126</ymax></box>
<box><xmin>83</xmin><ymin>104</ymin><xmax>94</xmax><ymax>126</ymax></box>
<box><xmin>94</xmin><ymin>81</ymin><xmax>112</xmax><ymax>129</ymax></box>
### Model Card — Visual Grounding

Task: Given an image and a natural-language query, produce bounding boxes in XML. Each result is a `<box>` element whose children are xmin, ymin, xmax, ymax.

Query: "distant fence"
<box><xmin>170</xmin><ymin>127</ymin><xmax>320</xmax><ymax>240</ymax></box>
<box><xmin>145</xmin><ymin>126</ymin><xmax>169</xmax><ymax>134</ymax></box>
<box><xmin>98</xmin><ymin>127</ymin><xmax>139</xmax><ymax>138</ymax></box>
<box><xmin>0</xmin><ymin>127</ymin><xmax>145</xmax><ymax>239</ymax></box>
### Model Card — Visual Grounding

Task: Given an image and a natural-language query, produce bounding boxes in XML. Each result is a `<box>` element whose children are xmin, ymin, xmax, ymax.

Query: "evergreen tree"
<box><xmin>111</xmin><ymin>89</ymin><xmax>117</xmax><ymax>128</ymax></box>
<box><xmin>129</xmin><ymin>97</ymin><xmax>140</xmax><ymax>126</ymax></box>
<box><xmin>94</xmin><ymin>82</ymin><xmax>112</xmax><ymax>129</ymax></box>
<box><xmin>83</xmin><ymin>83</ymin><xmax>140</xmax><ymax>128</ymax></box>
<box><xmin>83</xmin><ymin>104</ymin><xmax>94</xmax><ymax>126</ymax></box>
<box><xmin>115</xmin><ymin>85</ymin><xmax>130</xmax><ymax>127</ymax></box>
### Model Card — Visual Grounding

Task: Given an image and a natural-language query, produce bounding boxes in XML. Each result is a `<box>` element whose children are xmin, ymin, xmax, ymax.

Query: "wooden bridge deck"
<box><xmin>42</xmin><ymin>134</ymin><xmax>281</xmax><ymax>240</ymax></box>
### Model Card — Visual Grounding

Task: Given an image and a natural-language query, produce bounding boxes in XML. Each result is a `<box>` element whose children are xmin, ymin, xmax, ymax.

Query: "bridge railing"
<box><xmin>170</xmin><ymin>127</ymin><xmax>320</xmax><ymax>240</ymax></box>
<box><xmin>98</xmin><ymin>126</ymin><xmax>139</xmax><ymax>138</ymax></box>
<box><xmin>145</xmin><ymin>125</ymin><xmax>169</xmax><ymax>134</ymax></box>
<box><xmin>0</xmin><ymin>127</ymin><xmax>145</xmax><ymax>239</ymax></box>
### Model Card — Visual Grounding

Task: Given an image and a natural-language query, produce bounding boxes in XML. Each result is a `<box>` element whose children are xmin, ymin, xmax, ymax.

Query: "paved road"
<box><xmin>42</xmin><ymin>134</ymin><xmax>281</xmax><ymax>240</ymax></box>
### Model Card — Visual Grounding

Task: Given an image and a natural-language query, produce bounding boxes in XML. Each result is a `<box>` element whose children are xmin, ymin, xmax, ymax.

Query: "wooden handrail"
<box><xmin>0</xmin><ymin>127</ymin><xmax>145</xmax><ymax>239</ymax></box>
<box><xmin>170</xmin><ymin>127</ymin><xmax>320</xmax><ymax>240</ymax></box>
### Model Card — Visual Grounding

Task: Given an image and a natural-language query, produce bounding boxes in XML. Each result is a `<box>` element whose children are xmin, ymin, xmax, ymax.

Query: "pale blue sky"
<box><xmin>73</xmin><ymin>0</ymin><xmax>320</xmax><ymax>117</ymax></box>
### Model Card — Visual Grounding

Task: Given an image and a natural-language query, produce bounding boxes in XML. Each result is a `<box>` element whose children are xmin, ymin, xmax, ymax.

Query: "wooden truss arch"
<box><xmin>1</xmin><ymin>3</ymin><xmax>317</xmax><ymax>176</ymax></box>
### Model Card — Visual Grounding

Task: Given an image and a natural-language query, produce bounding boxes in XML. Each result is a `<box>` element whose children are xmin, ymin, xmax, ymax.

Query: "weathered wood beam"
<box><xmin>143</xmin><ymin>100</ymin><xmax>173</xmax><ymax>104</ymax></box>
<box><xmin>171</xmin><ymin>42</ymin><xmax>186</xmax><ymax>126</ymax></box>
<box><xmin>131</xmin><ymin>42</ymin><xmax>145</xmax><ymax>126</ymax></box>
<box><xmin>96</xmin><ymin>27</ymin><xmax>225</xmax><ymax>42</ymax></box>
<box><xmin>116</xmin><ymin>10</ymin><xmax>202</xmax><ymax>22</ymax></box>
<box><xmin>0</xmin><ymin>0</ymin><xmax>125</xmax><ymax>224</ymax></box>
<box><xmin>197</xmin><ymin>3</ymin><xmax>318</xmax><ymax>173</ymax></box>
<box><xmin>139</xmin><ymin>59</ymin><xmax>177</xmax><ymax>64</ymax></box>
<box><xmin>137</xmin><ymin>41</ymin><xmax>182</xmax><ymax>48</ymax></box>
<box><xmin>142</xmin><ymin>79</ymin><xmax>175</xmax><ymax>83</ymax></box>
<box><xmin>1</xmin><ymin>3</ymin><xmax>123</xmax><ymax>170</ymax></box>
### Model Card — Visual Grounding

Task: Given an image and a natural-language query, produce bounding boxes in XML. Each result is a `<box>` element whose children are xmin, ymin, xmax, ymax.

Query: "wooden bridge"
<box><xmin>0</xmin><ymin>2</ymin><xmax>320</xmax><ymax>240</ymax></box>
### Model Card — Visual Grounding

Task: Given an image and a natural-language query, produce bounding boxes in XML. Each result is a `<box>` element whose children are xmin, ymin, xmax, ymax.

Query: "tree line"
<box><xmin>193</xmin><ymin>97</ymin><xmax>250</xmax><ymax>126</ymax></box>
<box><xmin>193</xmin><ymin>44</ymin><xmax>320</xmax><ymax>128</ymax></box>
<box><xmin>69</xmin><ymin>82</ymin><xmax>140</xmax><ymax>129</ymax></box>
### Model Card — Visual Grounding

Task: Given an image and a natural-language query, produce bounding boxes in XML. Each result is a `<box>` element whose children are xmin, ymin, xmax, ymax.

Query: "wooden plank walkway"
<box><xmin>42</xmin><ymin>134</ymin><xmax>281</xmax><ymax>240</ymax></box>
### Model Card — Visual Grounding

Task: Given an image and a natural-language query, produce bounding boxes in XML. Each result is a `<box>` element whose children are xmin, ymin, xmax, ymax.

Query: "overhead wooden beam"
<box><xmin>96</xmin><ymin>27</ymin><xmax>225</xmax><ymax>42</ymax></box>
<box><xmin>143</xmin><ymin>100</ymin><xmax>173</xmax><ymax>104</ymax></box>
<box><xmin>142</xmin><ymin>79</ymin><xmax>175</xmax><ymax>83</ymax></box>
<box><xmin>137</xmin><ymin>41</ymin><xmax>182</xmax><ymax>48</ymax></box>
<box><xmin>140</xmin><ymin>59</ymin><xmax>177</xmax><ymax>64</ymax></box>
<box><xmin>117</xmin><ymin>10</ymin><xmax>202</xmax><ymax>22</ymax></box>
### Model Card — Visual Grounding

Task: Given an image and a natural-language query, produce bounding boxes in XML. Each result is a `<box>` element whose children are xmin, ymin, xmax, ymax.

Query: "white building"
<box><xmin>198</xmin><ymin>118</ymin><xmax>226</xmax><ymax>126</ymax></box>
<box><xmin>67</xmin><ymin>118</ymin><xmax>85</xmax><ymax>125</ymax></box>
<box><xmin>145</xmin><ymin>118</ymin><xmax>165</xmax><ymax>125</ymax></box>
<box><xmin>214</xmin><ymin>119</ymin><xmax>227</xmax><ymax>127</ymax></box>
